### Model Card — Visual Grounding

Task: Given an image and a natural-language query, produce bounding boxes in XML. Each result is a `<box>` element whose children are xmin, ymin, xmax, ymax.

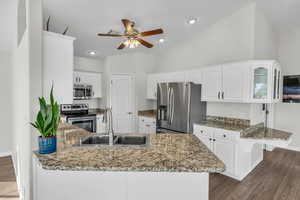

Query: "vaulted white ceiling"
<box><xmin>43</xmin><ymin>0</ymin><xmax>300</xmax><ymax>58</ymax></box>
<box><xmin>43</xmin><ymin>0</ymin><xmax>252</xmax><ymax>57</ymax></box>
<box><xmin>257</xmin><ymin>0</ymin><xmax>300</xmax><ymax>33</ymax></box>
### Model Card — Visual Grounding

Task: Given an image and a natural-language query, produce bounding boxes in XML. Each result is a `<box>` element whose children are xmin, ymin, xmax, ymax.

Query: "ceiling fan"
<box><xmin>97</xmin><ymin>19</ymin><xmax>164</xmax><ymax>50</ymax></box>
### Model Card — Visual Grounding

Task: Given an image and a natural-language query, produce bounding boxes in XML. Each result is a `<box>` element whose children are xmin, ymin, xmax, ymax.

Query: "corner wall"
<box><xmin>275</xmin><ymin>28</ymin><xmax>300</xmax><ymax>150</ymax></box>
<box><xmin>0</xmin><ymin>51</ymin><xmax>13</xmax><ymax>155</ymax></box>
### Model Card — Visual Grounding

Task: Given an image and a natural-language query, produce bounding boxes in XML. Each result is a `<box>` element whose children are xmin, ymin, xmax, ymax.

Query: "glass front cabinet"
<box><xmin>250</xmin><ymin>60</ymin><xmax>282</xmax><ymax>103</ymax></box>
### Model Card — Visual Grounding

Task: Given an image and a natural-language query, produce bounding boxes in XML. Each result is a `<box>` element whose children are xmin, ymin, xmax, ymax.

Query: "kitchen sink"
<box><xmin>78</xmin><ymin>135</ymin><xmax>149</xmax><ymax>146</ymax></box>
<box><xmin>81</xmin><ymin>135</ymin><xmax>116</xmax><ymax>145</ymax></box>
<box><xmin>114</xmin><ymin>136</ymin><xmax>148</xmax><ymax>145</ymax></box>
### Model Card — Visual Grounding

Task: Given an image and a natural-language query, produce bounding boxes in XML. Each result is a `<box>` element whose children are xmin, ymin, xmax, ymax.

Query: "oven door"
<box><xmin>67</xmin><ymin>116</ymin><xmax>96</xmax><ymax>133</ymax></box>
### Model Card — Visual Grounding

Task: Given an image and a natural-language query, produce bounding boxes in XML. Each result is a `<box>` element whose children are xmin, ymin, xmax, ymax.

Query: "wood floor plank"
<box><xmin>0</xmin><ymin>156</ymin><xmax>19</xmax><ymax>199</ymax></box>
<box><xmin>210</xmin><ymin>148</ymin><xmax>300</xmax><ymax>200</ymax></box>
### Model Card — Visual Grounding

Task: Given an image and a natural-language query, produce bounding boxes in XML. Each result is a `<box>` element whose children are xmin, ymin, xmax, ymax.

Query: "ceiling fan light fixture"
<box><xmin>124</xmin><ymin>38</ymin><xmax>140</xmax><ymax>48</ymax></box>
<box><xmin>159</xmin><ymin>38</ymin><xmax>165</xmax><ymax>43</ymax></box>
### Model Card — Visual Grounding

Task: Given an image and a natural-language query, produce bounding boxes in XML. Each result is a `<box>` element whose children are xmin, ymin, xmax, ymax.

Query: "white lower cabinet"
<box><xmin>138</xmin><ymin>117</ymin><xmax>156</xmax><ymax>134</ymax></box>
<box><xmin>194</xmin><ymin>124</ymin><xmax>263</xmax><ymax>181</ymax></box>
<box><xmin>96</xmin><ymin>114</ymin><xmax>106</xmax><ymax>133</ymax></box>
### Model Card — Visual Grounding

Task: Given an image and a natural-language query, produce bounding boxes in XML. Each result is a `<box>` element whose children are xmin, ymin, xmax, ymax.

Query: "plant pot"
<box><xmin>38</xmin><ymin>136</ymin><xmax>57</xmax><ymax>154</ymax></box>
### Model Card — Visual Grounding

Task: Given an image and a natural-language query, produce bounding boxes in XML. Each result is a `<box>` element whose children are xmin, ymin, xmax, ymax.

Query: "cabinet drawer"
<box><xmin>214</xmin><ymin>129</ymin><xmax>238</xmax><ymax>142</ymax></box>
<box><xmin>193</xmin><ymin>125</ymin><xmax>212</xmax><ymax>138</ymax></box>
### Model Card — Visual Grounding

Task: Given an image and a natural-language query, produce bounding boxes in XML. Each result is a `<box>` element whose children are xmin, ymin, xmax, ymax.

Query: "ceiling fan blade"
<box><xmin>122</xmin><ymin>19</ymin><xmax>132</xmax><ymax>31</ymax></box>
<box><xmin>136</xmin><ymin>38</ymin><xmax>153</xmax><ymax>48</ymax></box>
<box><xmin>137</xmin><ymin>29</ymin><xmax>164</xmax><ymax>37</ymax></box>
<box><xmin>117</xmin><ymin>43</ymin><xmax>126</xmax><ymax>50</ymax></box>
<box><xmin>97</xmin><ymin>33</ymin><xmax>125</xmax><ymax>37</ymax></box>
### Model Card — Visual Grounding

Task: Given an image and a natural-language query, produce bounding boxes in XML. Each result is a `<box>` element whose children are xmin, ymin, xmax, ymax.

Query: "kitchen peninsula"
<box><xmin>33</xmin><ymin>123</ymin><xmax>225</xmax><ymax>200</ymax></box>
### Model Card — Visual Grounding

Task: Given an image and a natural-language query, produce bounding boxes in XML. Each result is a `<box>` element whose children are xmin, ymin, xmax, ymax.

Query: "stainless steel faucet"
<box><xmin>102</xmin><ymin>108</ymin><xmax>114</xmax><ymax>146</ymax></box>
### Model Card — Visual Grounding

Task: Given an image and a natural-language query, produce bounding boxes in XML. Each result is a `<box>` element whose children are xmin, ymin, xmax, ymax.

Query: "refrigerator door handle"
<box><xmin>170</xmin><ymin>88</ymin><xmax>175</xmax><ymax>124</ymax></box>
<box><xmin>167</xmin><ymin>87</ymin><xmax>171</xmax><ymax>124</ymax></box>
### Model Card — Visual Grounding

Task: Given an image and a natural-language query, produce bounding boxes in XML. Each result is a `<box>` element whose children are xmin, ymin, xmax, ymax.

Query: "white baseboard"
<box><xmin>0</xmin><ymin>151</ymin><xmax>12</xmax><ymax>157</ymax></box>
<box><xmin>284</xmin><ymin>145</ymin><xmax>300</xmax><ymax>152</ymax></box>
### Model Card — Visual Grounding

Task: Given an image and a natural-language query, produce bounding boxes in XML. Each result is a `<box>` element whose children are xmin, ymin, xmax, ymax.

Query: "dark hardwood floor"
<box><xmin>210</xmin><ymin>148</ymin><xmax>300</xmax><ymax>200</ymax></box>
<box><xmin>0</xmin><ymin>156</ymin><xmax>19</xmax><ymax>200</ymax></box>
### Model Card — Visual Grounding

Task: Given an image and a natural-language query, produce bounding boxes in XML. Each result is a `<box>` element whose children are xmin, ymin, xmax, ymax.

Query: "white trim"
<box><xmin>0</xmin><ymin>151</ymin><xmax>12</xmax><ymax>157</ymax></box>
<box><xmin>43</xmin><ymin>31</ymin><xmax>76</xmax><ymax>41</ymax></box>
<box><xmin>284</xmin><ymin>145</ymin><xmax>300</xmax><ymax>152</ymax></box>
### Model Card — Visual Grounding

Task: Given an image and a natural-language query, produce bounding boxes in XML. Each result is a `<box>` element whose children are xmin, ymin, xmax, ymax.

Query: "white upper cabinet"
<box><xmin>222</xmin><ymin>62</ymin><xmax>249</xmax><ymax>102</ymax></box>
<box><xmin>73</xmin><ymin>71</ymin><xmax>102</xmax><ymax>98</ymax></box>
<box><xmin>249</xmin><ymin>60</ymin><xmax>281</xmax><ymax>103</ymax></box>
<box><xmin>43</xmin><ymin>31</ymin><xmax>75</xmax><ymax>104</ymax></box>
<box><xmin>201</xmin><ymin>66</ymin><xmax>223</xmax><ymax>101</ymax></box>
<box><xmin>147</xmin><ymin>74</ymin><xmax>159</xmax><ymax>99</ymax></box>
<box><xmin>147</xmin><ymin>60</ymin><xmax>281</xmax><ymax>103</ymax></box>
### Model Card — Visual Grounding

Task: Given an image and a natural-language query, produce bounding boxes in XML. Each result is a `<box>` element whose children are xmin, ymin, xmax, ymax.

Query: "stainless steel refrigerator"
<box><xmin>156</xmin><ymin>82</ymin><xmax>207</xmax><ymax>134</ymax></box>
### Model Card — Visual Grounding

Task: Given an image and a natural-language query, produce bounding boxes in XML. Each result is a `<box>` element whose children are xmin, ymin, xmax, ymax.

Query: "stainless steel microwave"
<box><xmin>73</xmin><ymin>84</ymin><xmax>93</xmax><ymax>100</ymax></box>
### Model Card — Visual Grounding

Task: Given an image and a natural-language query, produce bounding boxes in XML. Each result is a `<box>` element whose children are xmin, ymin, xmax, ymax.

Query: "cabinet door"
<box><xmin>139</xmin><ymin>117</ymin><xmax>146</xmax><ymax>133</ymax></box>
<box><xmin>201</xmin><ymin>66</ymin><xmax>222</xmax><ymax>101</ymax></box>
<box><xmin>199</xmin><ymin>136</ymin><xmax>212</xmax><ymax>150</ymax></box>
<box><xmin>147</xmin><ymin>74</ymin><xmax>158</xmax><ymax>99</ymax></box>
<box><xmin>250</xmin><ymin>65</ymin><xmax>271</xmax><ymax>102</ymax></box>
<box><xmin>75</xmin><ymin>72</ymin><xmax>102</xmax><ymax>98</ymax></box>
<box><xmin>222</xmin><ymin>63</ymin><xmax>247</xmax><ymax>102</ymax></box>
<box><xmin>73</xmin><ymin>72</ymin><xmax>79</xmax><ymax>84</ymax></box>
<box><xmin>213</xmin><ymin>138</ymin><xmax>235</xmax><ymax>176</ymax></box>
<box><xmin>96</xmin><ymin>115</ymin><xmax>106</xmax><ymax>133</ymax></box>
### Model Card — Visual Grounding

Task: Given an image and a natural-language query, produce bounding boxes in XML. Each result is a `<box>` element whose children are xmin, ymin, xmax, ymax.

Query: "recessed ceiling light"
<box><xmin>159</xmin><ymin>38</ymin><xmax>165</xmax><ymax>43</ymax></box>
<box><xmin>188</xmin><ymin>18</ymin><xmax>197</xmax><ymax>25</ymax></box>
<box><xmin>88</xmin><ymin>51</ymin><xmax>97</xmax><ymax>56</ymax></box>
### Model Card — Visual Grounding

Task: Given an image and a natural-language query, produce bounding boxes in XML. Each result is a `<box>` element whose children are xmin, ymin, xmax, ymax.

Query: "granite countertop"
<box><xmin>196</xmin><ymin>121</ymin><xmax>250</xmax><ymax>132</ymax></box>
<box><xmin>34</xmin><ymin>123</ymin><xmax>225</xmax><ymax>173</ymax></box>
<box><xmin>196</xmin><ymin>116</ymin><xmax>251</xmax><ymax>132</ymax></box>
<box><xmin>138</xmin><ymin>110</ymin><xmax>156</xmax><ymax>118</ymax></box>
<box><xmin>197</xmin><ymin>116</ymin><xmax>292</xmax><ymax>141</ymax></box>
<box><xmin>241</xmin><ymin>123</ymin><xmax>292</xmax><ymax>141</ymax></box>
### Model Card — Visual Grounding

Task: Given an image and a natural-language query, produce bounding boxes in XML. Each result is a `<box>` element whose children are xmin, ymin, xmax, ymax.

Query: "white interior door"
<box><xmin>110</xmin><ymin>75</ymin><xmax>134</xmax><ymax>133</ymax></box>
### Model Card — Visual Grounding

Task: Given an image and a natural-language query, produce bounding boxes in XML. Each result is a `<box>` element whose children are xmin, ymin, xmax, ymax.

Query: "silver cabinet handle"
<box><xmin>222</xmin><ymin>92</ymin><xmax>224</xmax><ymax>99</ymax></box>
<box><xmin>218</xmin><ymin>92</ymin><xmax>220</xmax><ymax>99</ymax></box>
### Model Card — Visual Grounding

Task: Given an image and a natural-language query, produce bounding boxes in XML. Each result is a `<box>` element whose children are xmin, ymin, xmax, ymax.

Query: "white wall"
<box><xmin>73</xmin><ymin>56</ymin><xmax>105</xmax><ymax>108</ymax></box>
<box><xmin>254</xmin><ymin>6</ymin><xmax>278</xmax><ymax>59</ymax></box>
<box><xmin>0</xmin><ymin>51</ymin><xmax>13</xmax><ymax>154</ymax></box>
<box><xmin>12</xmin><ymin>0</ymin><xmax>43</xmax><ymax>199</ymax></box>
<box><xmin>154</xmin><ymin>3</ymin><xmax>256</xmax><ymax>73</ymax></box>
<box><xmin>275</xmin><ymin>28</ymin><xmax>300</xmax><ymax>150</ymax></box>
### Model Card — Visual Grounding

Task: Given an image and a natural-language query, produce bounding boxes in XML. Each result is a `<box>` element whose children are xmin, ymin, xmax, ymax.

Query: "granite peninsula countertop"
<box><xmin>138</xmin><ymin>110</ymin><xmax>156</xmax><ymax>118</ymax></box>
<box><xmin>196</xmin><ymin>116</ymin><xmax>292</xmax><ymax>141</ymax></box>
<box><xmin>240</xmin><ymin>123</ymin><xmax>292</xmax><ymax>141</ymax></box>
<box><xmin>34</xmin><ymin>122</ymin><xmax>225</xmax><ymax>173</ymax></box>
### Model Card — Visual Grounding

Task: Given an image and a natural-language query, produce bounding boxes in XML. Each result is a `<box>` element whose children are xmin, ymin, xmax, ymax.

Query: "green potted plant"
<box><xmin>31</xmin><ymin>86</ymin><xmax>60</xmax><ymax>154</ymax></box>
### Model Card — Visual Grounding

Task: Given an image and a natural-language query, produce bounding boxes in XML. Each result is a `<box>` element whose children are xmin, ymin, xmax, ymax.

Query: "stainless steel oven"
<box><xmin>73</xmin><ymin>84</ymin><xmax>93</xmax><ymax>100</ymax></box>
<box><xmin>67</xmin><ymin>115</ymin><xmax>96</xmax><ymax>133</ymax></box>
<box><xmin>61</xmin><ymin>104</ymin><xmax>96</xmax><ymax>133</ymax></box>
